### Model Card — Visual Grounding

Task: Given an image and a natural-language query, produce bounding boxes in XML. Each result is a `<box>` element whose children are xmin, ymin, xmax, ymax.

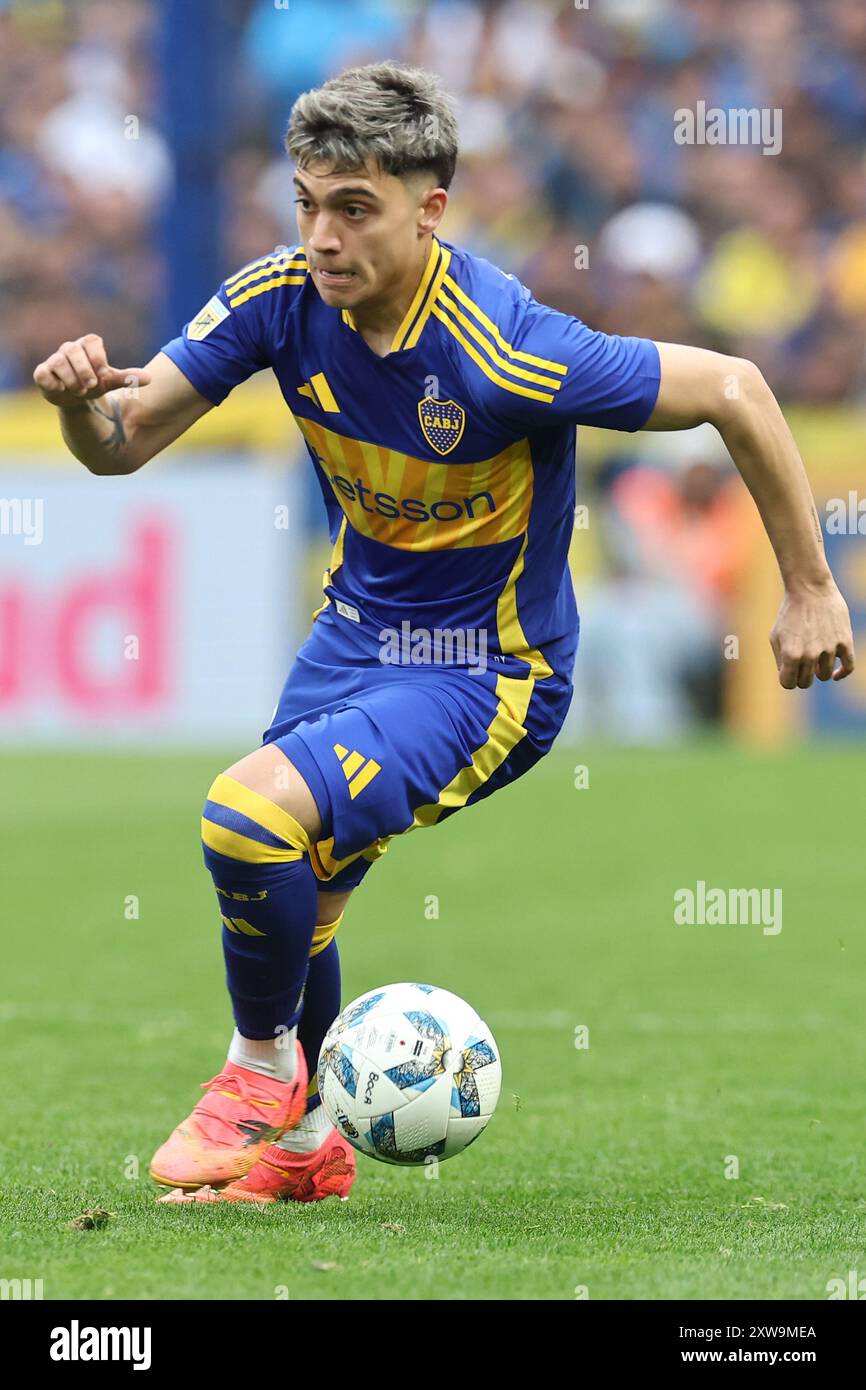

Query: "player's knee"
<box><xmin>222</xmin><ymin>747</ymin><xmax>322</xmax><ymax>840</ymax></box>
<box><xmin>201</xmin><ymin>767</ymin><xmax>313</xmax><ymax>867</ymax></box>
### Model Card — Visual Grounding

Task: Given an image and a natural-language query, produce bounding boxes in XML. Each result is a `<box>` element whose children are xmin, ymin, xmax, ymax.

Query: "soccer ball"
<box><xmin>317</xmin><ymin>983</ymin><xmax>501</xmax><ymax>1166</ymax></box>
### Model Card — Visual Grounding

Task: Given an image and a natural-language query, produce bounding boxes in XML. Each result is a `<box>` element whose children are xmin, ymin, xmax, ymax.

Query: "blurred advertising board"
<box><xmin>0</xmin><ymin>459</ymin><xmax>303</xmax><ymax>745</ymax></box>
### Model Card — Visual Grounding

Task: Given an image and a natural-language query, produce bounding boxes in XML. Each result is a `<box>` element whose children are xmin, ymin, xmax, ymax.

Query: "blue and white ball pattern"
<box><xmin>317</xmin><ymin>983</ymin><xmax>501</xmax><ymax>1166</ymax></box>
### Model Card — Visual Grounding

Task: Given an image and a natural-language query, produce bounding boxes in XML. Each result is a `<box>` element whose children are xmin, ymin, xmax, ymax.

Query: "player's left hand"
<box><xmin>770</xmin><ymin>579</ymin><xmax>855</xmax><ymax>689</ymax></box>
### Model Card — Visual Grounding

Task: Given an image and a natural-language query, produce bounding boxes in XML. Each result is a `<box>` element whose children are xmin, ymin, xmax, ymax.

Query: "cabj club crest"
<box><xmin>418</xmin><ymin>397</ymin><xmax>466</xmax><ymax>456</ymax></box>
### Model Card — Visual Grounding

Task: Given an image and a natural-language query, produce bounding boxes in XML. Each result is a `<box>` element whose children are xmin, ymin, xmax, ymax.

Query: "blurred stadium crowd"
<box><xmin>2</xmin><ymin>0</ymin><xmax>864</xmax><ymax>738</ymax></box>
<box><xmin>3</xmin><ymin>0</ymin><xmax>865</xmax><ymax>399</ymax></box>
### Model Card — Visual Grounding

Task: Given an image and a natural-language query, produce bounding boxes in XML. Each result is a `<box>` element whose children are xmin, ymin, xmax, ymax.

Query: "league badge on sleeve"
<box><xmin>187</xmin><ymin>295</ymin><xmax>230</xmax><ymax>341</ymax></box>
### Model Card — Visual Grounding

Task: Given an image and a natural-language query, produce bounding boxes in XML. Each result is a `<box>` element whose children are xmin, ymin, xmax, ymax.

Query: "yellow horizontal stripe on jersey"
<box><xmin>294</xmin><ymin>416</ymin><xmax>533</xmax><ymax>551</ymax></box>
<box><xmin>228</xmin><ymin>273</ymin><xmax>307</xmax><ymax>308</ymax></box>
<box><xmin>496</xmin><ymin>532</ymin><xmax>554</xmax><ymax>679</ymax></box>
<box><xmin>436</xmin><ymin>288</ymin><xmax>563</xmax><ymax>391</ymax></box>
<box><xmin>443</xmin><ymin>275</ymin><xmax>568</xmax><ymax>376</ymax></box>
<box><xmin>432</xmin><ymin>302</ymin><xmax>556</xmax><ymax>403</ymax></box>
<box><xmin>224</xmin><ymin>249</ymin><xmax>306</xmax><ymax>289</ymax></box>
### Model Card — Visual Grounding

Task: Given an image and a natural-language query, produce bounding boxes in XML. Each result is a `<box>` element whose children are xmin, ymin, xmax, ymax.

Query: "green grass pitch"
<box><xmin>1</xmin><ymin>740</ymin><xmax>864</xmax><ymax>1301</ymax></box>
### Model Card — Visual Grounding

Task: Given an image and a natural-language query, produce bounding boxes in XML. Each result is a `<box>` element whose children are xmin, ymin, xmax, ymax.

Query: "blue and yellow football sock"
<box><xmin>279</xmin><ymin>936</ymin><xmax>340</xmax><ymax>1149</ymax></box>
<box><xmin>299</xmin><ymin>931</ymin><xmax>342</xmax><ymax>1104</ymax></box>
<box><xmin>201</xmin><ymin>773</ymin><xmax>319</xmax><ymax>1050</ymax></box>
<box><xmin>274</xmin><ymin>922</ymin><xmax>344</xmax><ymax>1149</ymax></box>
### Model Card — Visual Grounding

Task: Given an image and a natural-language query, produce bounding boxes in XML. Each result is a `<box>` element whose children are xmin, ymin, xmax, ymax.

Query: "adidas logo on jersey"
<box><xmin>297</xmin><ymin>372</ymin><xmax>340</xmax><ymax>412</ymax></box>
<box><xmin>333</xmin><ymin>744</ymin><xmax>381</xmax><ymax>800</ymax></box>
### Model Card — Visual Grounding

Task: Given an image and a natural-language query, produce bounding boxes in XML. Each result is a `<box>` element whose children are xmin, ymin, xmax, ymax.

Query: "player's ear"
<box><xmin>417</xmin><ymin>184</ymin><xmax>447</xmax><ymax>236</ymax></box>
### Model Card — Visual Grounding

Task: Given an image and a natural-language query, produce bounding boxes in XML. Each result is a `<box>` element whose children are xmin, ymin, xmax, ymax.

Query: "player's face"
<box><xmin>293</xmin><ymin>160</ymin><xmax>445</xmax><ymax>311</ymax></box>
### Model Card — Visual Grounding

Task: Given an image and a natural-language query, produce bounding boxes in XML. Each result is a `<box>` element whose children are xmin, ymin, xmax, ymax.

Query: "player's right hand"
<box><xmin>32</xmin><ymin>335</ymin><xmax>152</xmax><ymax>407</ymax></box>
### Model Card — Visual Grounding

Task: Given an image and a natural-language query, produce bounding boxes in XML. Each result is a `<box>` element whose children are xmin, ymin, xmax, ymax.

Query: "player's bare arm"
<box><xmin>646</xmin><ymin>341</ymin><xmax>855</xmax><ymax>691</ymax></box>
<box><xmin>32</xmin><ymin>336</ymin><xmax>213</xmax><ymax>475</ymax></box>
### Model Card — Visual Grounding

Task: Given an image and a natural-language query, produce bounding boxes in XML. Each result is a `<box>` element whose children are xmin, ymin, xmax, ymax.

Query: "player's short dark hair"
<box><xmin>285</xmin><ymin>61</ymin><xmax>459</xmax><ymax>191</ymax></box>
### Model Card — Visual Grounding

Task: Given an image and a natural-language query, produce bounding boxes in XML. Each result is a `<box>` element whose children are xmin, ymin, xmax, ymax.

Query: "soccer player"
<box><xmin>34</xmin><ymin>63</ymin><xmax>855</xmax><ymax>1205</ymax></box>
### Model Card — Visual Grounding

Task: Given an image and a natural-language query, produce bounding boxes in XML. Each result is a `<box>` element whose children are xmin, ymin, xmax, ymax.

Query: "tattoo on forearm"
<box><xmin>87</xmin><ymin>397</ymin><xmax>127</xmax><ymax>456</ymax></box>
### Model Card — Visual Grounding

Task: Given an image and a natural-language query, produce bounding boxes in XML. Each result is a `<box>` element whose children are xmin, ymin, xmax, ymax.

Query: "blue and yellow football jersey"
<box><xmin>161</xmin><ymin>234</ymin><xmax>660</xmax><ymax>684</ymax></box>
<box><xmin>161</xmin><ymin>235</ymin><xmax>660</xmax><ymax>888</ymax></box>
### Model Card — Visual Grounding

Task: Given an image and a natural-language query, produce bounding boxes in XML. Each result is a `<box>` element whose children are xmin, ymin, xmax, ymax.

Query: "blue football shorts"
<box><xmin>262</xmin><ymin>603</ymin><xmax>574</xmax><ymax>892</ymax></box>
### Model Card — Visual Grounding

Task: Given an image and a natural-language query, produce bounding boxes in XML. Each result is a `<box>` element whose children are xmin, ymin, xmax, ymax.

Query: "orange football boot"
<box><xmin>157</xmin><ymin>1126</ymin><xmax>356</xmax><ymax>1204</ymax></box>
<box><xmin>149</xmin><ymin>1044</ymin><xmax>308</xmax><ymax>1190</ymax></box>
